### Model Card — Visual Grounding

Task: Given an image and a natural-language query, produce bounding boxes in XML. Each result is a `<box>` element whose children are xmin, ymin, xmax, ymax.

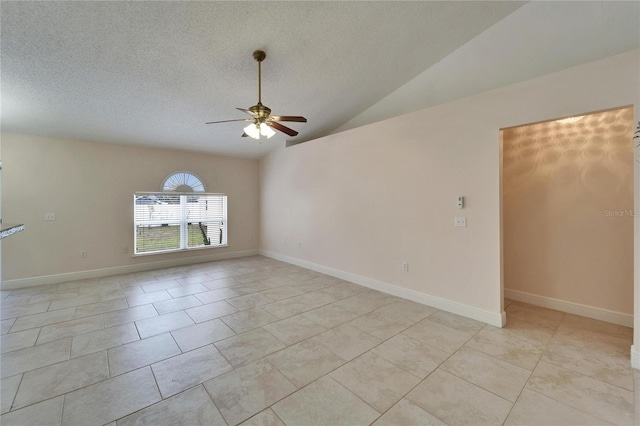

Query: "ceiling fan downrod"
<box><xmin>253</xmin><ymin>50</ymin><xmax>266</xmax><ymax>105</ymax></box>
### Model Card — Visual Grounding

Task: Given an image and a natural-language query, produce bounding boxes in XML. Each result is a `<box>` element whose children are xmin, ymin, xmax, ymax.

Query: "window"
<box><xmin>133</xmin><ymin>172</ymin><xmax>227</xmax><ymax>255</ymax></box>
<box><xmin>162</xmin><ymin>171</ymin><xmax>206</xmax><ymax>193</ymax></box>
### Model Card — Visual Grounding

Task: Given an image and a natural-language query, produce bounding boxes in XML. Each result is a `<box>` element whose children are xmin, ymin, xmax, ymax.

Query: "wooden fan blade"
<box><xmin>270</xmin><ymin>116</ymin><xmax>307</xmax><ymax>123</ymax></box>
<box><xmin>241</xmin><ymin>132</ymin><xmax>249</xmax><ymax>137</ymax></box>
<box><xmin>205</xmin><ymin>118</ymin><xmax>251</xmax><ymax>124</ymax></box>
<box><xmin>236</xmin><ymin>108</ymin><xmax>255</xmax><ymax>116</ymax></box>
<box><xmin>268</xmin><ymin>121</ymin><xmax>298</xmax><ymax>137</ymax></box>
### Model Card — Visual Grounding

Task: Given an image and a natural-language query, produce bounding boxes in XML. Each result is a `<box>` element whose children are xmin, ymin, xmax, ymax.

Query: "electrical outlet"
<box><xmin>455</xmin><ymin>217</ymin><xmax>467</xmax><ymax>228</ymax></box>
<box><xmin>298</xmin><ymin>242</ymin><xmax>302</xmax><ymax>248</ymax></box>
<box><xmin>402</xmin><ymin>261</ymin><xmax>409</xmax><ymax>272</ymax></box>
<box><xmin>44</xmin><ymin>213</ymin><xmax>56</xmax><ymax>221</ymax></box>
<box><xmin>80</xmin><ymin>250</ymin><xmax>87</xmax><ymax>258</ymax></box>
<box><xmin>281</xmin><ymin>239</ymin><xmax>285</xmax><ymax>245</ymax></box>
<box><xmin>123</xmin><ymin>247</ymin><xmax>129</xmax><ymax>254</ymax></box>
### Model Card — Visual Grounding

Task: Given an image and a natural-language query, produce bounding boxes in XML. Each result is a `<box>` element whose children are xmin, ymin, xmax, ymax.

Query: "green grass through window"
<box><xmin>135</xmin><ymin>224</ymin><xmax>210</xmax><ymax>253</ymax></box>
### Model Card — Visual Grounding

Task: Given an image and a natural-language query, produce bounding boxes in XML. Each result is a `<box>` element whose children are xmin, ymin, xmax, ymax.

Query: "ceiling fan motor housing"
<box><xmin>249</xmin><ymin>103</ymin><xmax>271</xmax><ymax>122</ymax></box>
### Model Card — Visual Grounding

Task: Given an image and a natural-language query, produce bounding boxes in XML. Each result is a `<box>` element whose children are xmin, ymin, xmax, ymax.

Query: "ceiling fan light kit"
<box><xmin>243</xmin><ymin>122</ymin><xmax>275</xmax><ymax>139</ymax></box>
<box><xmin>206</xmin><ymin>50</ymin><xmax>306</xmax><ymax>141</ymax></box>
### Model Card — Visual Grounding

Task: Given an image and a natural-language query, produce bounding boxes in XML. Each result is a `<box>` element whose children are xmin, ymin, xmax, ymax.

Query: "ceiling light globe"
<box><xmin>244</xmin><ymin>123</ymin><xmax>261</xmax><ymax>139</ymax></box>
<box><xmin>260</xmin><ymin>123</ymin><xmax>276</xmax><ymax>138</ymax></box>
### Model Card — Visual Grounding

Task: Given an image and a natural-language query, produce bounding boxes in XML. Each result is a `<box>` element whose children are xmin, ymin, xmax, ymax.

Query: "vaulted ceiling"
<box><xmin>1</xmin><ymin>1</ymin><xmax>638</xmax><ymax>159</ymax></box>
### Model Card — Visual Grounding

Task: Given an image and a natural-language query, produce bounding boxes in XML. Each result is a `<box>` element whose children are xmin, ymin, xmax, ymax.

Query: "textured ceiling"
<box><xmin>1</xmin><ymin>1</ymin><xmax>525</xmax><ymax>158</ymax></box>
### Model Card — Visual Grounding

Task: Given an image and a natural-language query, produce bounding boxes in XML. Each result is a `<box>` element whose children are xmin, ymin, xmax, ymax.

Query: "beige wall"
<box><xmin>260</xmin><ymin>50</ymin><xmax>640</xmax><ymax>322</ymax></box>
<box><xmin>503</xmin><ymin>108</ymin><xmax>634</xmax><ymax>315</ymax></box>
<box><xmin>1</xmin><ymin>134</ymin><xmax>259</xmax><ymax>281</ymax></box>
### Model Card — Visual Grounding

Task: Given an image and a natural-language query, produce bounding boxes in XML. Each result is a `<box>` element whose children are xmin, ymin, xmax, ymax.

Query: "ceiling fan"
<box><xmin>206</xmin><ymin>50</ymin><xmax>307</xmax><ymax>140</ymax></box>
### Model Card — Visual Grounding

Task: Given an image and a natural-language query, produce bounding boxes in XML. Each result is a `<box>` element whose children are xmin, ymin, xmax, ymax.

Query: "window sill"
<box><xmin>132</xmin><ymin>244</ymin><xmax>229</xmax><ymax>257</ymax></box>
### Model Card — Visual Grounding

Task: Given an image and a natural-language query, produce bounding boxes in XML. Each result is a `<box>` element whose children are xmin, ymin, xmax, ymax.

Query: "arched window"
<box><xmin>162</xmin><ymin>171</ymin><xmax>206</xmax><ymax>193</ymax></box>
<box><xmin>133</xmin><ymin>172</ymin><xmax>227</xmax><ymax>255</ymax></box>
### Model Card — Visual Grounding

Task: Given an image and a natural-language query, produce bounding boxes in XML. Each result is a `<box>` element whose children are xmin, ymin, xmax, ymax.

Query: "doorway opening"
<box><xmin>500</xmin><ymin>105</ymin><xmax>635</xmax><ymax>327</ymax></box>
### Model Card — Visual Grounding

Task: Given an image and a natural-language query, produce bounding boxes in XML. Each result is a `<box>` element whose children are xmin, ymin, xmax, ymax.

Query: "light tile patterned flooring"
<box><xmin>0</xmin><ymin>256</ymin><xmax>635</xmax><ymax>425</ymax></box>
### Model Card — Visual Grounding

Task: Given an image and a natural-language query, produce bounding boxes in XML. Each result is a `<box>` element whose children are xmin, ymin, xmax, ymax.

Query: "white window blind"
<box><xmin>134</xmin><ymin>193</ymin><xmax>227</xmax><ymax>255</ymax></box>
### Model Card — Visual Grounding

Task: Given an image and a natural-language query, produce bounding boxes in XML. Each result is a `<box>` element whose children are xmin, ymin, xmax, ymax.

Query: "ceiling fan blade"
<box><xmin>268</xmin><ymin>121</ymin><xmax>299</xmax><ymax>137</ymax></box>
<box><xmin>205</xmin><ymin>118</ymin><xmax>251</xmax><ymax>124</ymax></box>
<box><xmin>241</xmin><ymin>132</ymin><xmax>249</xmax><ymax>137</ymax></box>
<box><xmin>270</xmin><ymin>116</ymin><xmax>307</xmax><ymax>123</ymax></box>
<box><xmin>236</xmin><ymin>108</ymin><xmax>255</xmax><ymax>116</ymax></box>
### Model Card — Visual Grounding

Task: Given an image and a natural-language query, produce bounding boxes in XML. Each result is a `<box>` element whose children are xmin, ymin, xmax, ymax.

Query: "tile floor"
<box><xmin>0</xmin><ymin>255</ymin><xmax>635</xmax><ymax>425</ymax></box>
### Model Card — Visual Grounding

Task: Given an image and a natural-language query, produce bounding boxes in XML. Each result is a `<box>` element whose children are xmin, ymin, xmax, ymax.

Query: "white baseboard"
<box><xmin>631</xmin><ymin>345</ymin><xmax>640</xmax><ymax>370</ymax></box>
<box><xmin>504</xmin><ymin>289</ymin><xmax>633</xmax><ymax>328</ymax></box>
<box><xmin>1</xmin><ymin>249</ymin><xmax>259</xmax><ymax>290</ymax></box>
<box><xmin>260</xmin><ymin>250</ymin><xmax>505</xmax><ymax>327</ymax></box>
